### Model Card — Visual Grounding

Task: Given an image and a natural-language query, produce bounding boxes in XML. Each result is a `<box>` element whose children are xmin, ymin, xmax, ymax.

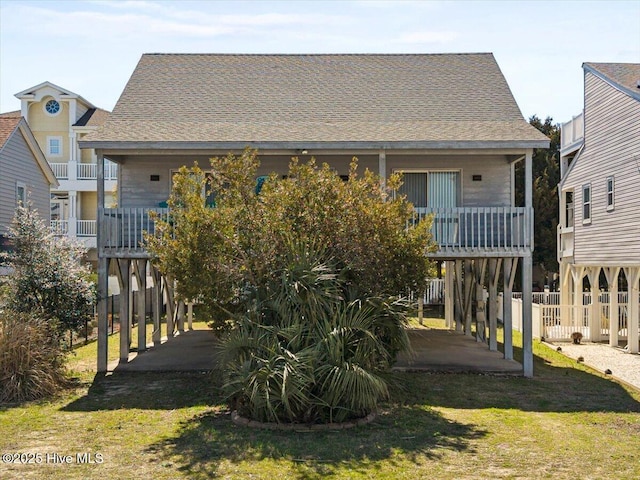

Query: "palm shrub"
<box><xmin>0</xmin><ymin>310</ymin><xmax>68</xmax><ymax>403</ymax></box>
<box><xmin>220</xmin><ymin>241</ymin><xmax>410</xmax><ymax>424</ymax></box>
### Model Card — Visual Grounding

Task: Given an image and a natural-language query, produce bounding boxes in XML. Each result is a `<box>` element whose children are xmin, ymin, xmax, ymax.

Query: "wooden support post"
<box><xmin>464</xmin><ymin>260</ymin><xmax>473</xmax><ymax>337</ymax></box>
<box><xmin>187</xmin><ymin>302</ymin><xmax>193</xmax><ymax>330</ymax></box>
<box><xmin>604</xmin><ymin>267</ymin><xmax>621</xmax><ymax>347</ymax></box>
<box><xmin>151</xmin><ymin>266</ymin><xmax>162</xmax><ymax>345</ymax></box>
<box><xmin>177</xmin><ymin>301</ymin><xmax>186</xmax><ymax>333</ymax></box>
<box><xmin>571</xmin><ymin>266</ymin><xmax>585</xmax><ymax>336</ymax></box>
<box><xmin>587</xmin><ymin>267</ymin><xmax>601</xmax><ymax>342</ymax></box>
<box><xmin>454</xmin><ymin>260</ymin><xmax>464</xmax><ymax>332</ymax></box>
<box><xmin>473</xmin><ymin>259</ymin><xmax>488</xmax><ymax>343</ymax></box>
<box><xmin>559</xmin><ymin>262</ymin><xmax>572</xmax><ymax>333</ymax></box>
<box><xmin>116</xmin><ymin>259</ymin><xmax>131</xmax><ymax>363</ymax></box>
<box><xmin>503</xmin><ymin>258</ymin><xmax>517</xmax><ymax>360</ymax></box>
<box><xmin>522</xmin><ymin>254</ymin><xmax>533</xmax><ymax>377</ymax></box>
<box><xmin>445</xmin><ymin>261</ymin><xmax>455</xmax><ymax>329</ymax></box>
<box><xmin>624</xmin><ymin>267</ymin><xmax>640</xmax><ymax>354</ymax></box>
<box><xmin>488</xmin><ymin>258</ymin><xmax>501</xmax><ymax>351</ymax></box>
<box><xmin>418</xmin><ymin>290</ymin><xmax>424</xmax><ymax>326</ymax></box>
<box><xmin>165</xmin><ymin>275</ymin><xmax>175</xmax><ymax>337</ymax></box>
<box><xmin>135</xmin><ymin>259</ymin><xmax>147</xmax><ymax>352</ymax></box>
<box><xmin>97</xmin><ymin>257</ymin><xmax>109</xmax><ymax>372</ymax></box>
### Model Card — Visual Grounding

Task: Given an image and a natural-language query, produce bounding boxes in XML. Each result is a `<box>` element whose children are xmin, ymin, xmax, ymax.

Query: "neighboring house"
<box><xmin>81</xmin><ymin>53</ymin><xmax>549</xmax><ymax>374</ymax></box>
<box><xmin>0</xmin><ymin>116</ymin><xmax>58</xmax><ymax>254</ymax></box>
<box><xmin>557</xmin><ymin>62</ymin><xmax>640</xmax><ymax>352</ymax></box>
<box><xmin>1</xmin><ymin>81</ymin><xmax>115</xmax><ymax>266</ymax></box>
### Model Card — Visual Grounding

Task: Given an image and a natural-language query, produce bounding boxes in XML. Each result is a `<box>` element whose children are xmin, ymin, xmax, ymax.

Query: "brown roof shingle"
<box><xmin>85</xmin><ymin>53</ymin><xmax>549</xmax><ymax>147</ymax></box>
<box><xmin>0</xmin><ymin>116</ymin><xmax>21</xmax><ymax>148</ymax></box>
<box><xmin>584</xmin><ymin>62</ymin><xmax>640</xmax><ymax>99</ymax></box>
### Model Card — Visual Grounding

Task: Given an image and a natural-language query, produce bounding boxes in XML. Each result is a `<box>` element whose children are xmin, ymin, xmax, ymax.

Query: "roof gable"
<box><xmin>15</xmin><ymin>81</ymin><xmax>96</xmax><ymax>109</ymax></box>
<box><xmin>584</xmin><ymin>62</ymin><xmax>640</xmax><ymax>102</ymax></box>
<box><xmin>84</xmin><ymin>53</ymin><xmax>549</xmax><ymax>149</ymax></box>
<box><xmin>0</xmin><ymin>117</ymin><xmax>58</xmax><ymax>186</ymax></box>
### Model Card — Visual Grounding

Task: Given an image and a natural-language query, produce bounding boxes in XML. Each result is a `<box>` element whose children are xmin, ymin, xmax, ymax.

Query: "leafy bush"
<box><xmin>2</xmin><ymin>205</ymin><xmax>95</xmax><ymax>338</ymax></box>
<box><xmin>0</xmin><ymin>310</ymin><xmax>68</xmax><ymax>403</ymax></box>
<box><xmin>220</xmin><ymin>241</ymin><xmax>410</xmax><ymax>424</ymax></box>
<box><xmin>147</xmin><ymin>148</ymin><xmax>436</xmax><ymax>330</ymax></box>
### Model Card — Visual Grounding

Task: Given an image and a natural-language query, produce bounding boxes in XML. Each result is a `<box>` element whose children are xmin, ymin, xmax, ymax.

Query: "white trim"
<box><xmin>606</xmin><ymin>175</ymin><xmax>615</xmax><ymax>211</ymax></box>
<box><xmin>582</xmin><ymin>183</ymin><xmax>591</xmax><ymax>224</ymax></box>
<box><xmin>43</xmin><ymin>98</ymin><xmax>62</xmax><ymax>117</ymax></box>
<box><xmin>47</xmin><ymin>136</ymin><xmax>63</xmax><ymax>157</ymax></box>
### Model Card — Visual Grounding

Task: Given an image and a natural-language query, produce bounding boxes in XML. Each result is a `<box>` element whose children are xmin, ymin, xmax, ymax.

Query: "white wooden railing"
<box><xmin>425</xmin><ymin>278</ymin><xmax>445</xmax><ymax>304</ymax></box>
<box><xmin>560</xmin><ymin>111</ymin><xmax>584</xmax><ymax>153</ymax></box>
<box><xmin>48</xmin><ymin>161</ymin><xmax>118</xmax><ymax>181</ymax></box>
<box><xmin>50</xmin><ymin>220</ymin><xmax>69</xmax><ymax>236</ymax></box>
<box><xmin>77</xmin><ymin>220</ymin><xmax>97</xmax><ymax>237</ymax></box>
<box><xmin>49</xmin><ymin>163</ymin><xmax>68</xmax><ymax>180</ymax></box>
<box><xmin>413</xmin><ymin>207</ymin><xmax>532</xmax><ymax>254</ymax></box>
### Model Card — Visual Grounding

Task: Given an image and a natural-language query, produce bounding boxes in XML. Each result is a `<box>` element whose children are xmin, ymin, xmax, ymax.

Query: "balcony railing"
<box><xmin>48</xmin><ymin>161</ymin><xmax>118</xmax><ymax>181</ymax></box>
<box><xmin>51</xmin><ymin>220</ymin><xmax>69</xmax><ymax>236</ymax></box>
<box><xmin>560</xmin><ymin>111</ymin><xmax>584</xmax><ymax>154</ymax></box>
<box><xmin>77</xmin><ymin>220</ymin><xmax>97</xmax><ymax>237</ymax></box>
<box><xmin>50</xmin><ymin>163</ymin><xmax>68</xmax><ymax>180</ymax></box>
<box><xmin>413</xmin><ymin>207</ymin><xmax>532</xmax><ymax>255</ymax></box>
<box><xmin>100</xmin><ymin>208</ymin><xmax>170</xmax><ymax>254</ymax></box>
<box><xmin>99</xmin><ymin>206</ymin><xmax>532</xmax><ymax>257</ymax></box>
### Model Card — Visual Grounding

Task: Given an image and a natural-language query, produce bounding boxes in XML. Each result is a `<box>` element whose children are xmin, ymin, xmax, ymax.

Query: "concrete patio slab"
<box><xmin>108</xmin><ymin>328</ymin><xmax>218</xmax><ymax>372</ymax></box>
<box><xmin>394</xmin><ymin>328</ymin><xmax>523</xmax><ymax>374</ymax></box>
<box><xmin>107</xmin><ymin>326</ymin><xmax>522</xmax><ymax>375</ymax></box>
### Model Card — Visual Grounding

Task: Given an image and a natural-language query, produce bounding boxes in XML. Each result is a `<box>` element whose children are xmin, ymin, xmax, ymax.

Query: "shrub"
<box><xmin>0</xmin><ymin>311</ymin><xmax>68</xmax><ymax>403</ymax></box>
<box><xmin>2</xmin><ymin>205</ymin><xmax>95</xmax><ymax>338</ymax></box>
<box><xmin>147</xmin><ymin>148</ymin><xmax>436</xmax><ymax>331</ymax></box>
<box><xmin>220</xmin><ymin>241</ymin><xmax>410</xmax><ymax>424</ymax></box>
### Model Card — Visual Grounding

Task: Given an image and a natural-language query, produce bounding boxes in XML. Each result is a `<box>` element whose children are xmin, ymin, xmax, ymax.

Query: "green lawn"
<box><xmin>1</xmin><ymin>321</ymin><xmax>639</xmax><ymax>479</ymax></box>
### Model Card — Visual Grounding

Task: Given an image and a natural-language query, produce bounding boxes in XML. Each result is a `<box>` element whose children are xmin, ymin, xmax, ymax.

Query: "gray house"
<box><xmin>558</xmin><ymin>62</ymin><xmax>640</xmax><ymax>352</ymax></box>
<box><xmin>0</xmin><ymin>116</ymin><xmax>58</xmax><ymax>251</ymax></box>
<box><xmin>81</xmin><ymin>53</ymin><xmax>549</xmax><ymax>375</ymax></box>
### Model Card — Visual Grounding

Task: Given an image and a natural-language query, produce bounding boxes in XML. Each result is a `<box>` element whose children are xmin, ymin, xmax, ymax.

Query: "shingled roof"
<box><xmin>83</xmin><ymin>53</ymin><xmax>548</xmax><ymax>149</ymax></box>
<box><xmin>584</xmin><ymin>62</ymin><xmax>640</xmax><ymax>101</ymax></box>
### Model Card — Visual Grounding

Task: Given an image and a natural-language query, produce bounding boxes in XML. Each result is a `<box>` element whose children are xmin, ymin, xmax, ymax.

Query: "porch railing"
<box><xmin>560</xmin><ymin>111</ymin><xmax>584</xmax><ymax>154</ymax></box>
<box><xmin>50</xmin><ymin>220</ymin><xmax>69</xmax><ymax>236</ymax></box>
<box><xmin>100</xmin><ymin>208</ymin><xmax>170</xmax><ymax>253</ymax></box>
<box><xmin>49</xmin><ymin>163</ymin><xmax>68</xmax><ymax>180</ymax></box>
<box><xmin>413</xmin><ymin>207</ymin><xmax>532</xmax><ymax>255</ymax></box>
<box><xmin>77</xmin><ymin>220</ymin><xmax>97</xmax><ymax>237</ymax></box>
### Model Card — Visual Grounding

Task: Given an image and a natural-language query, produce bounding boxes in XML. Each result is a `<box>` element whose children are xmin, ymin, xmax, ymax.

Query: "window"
<box><xmin>565</xmin><ymin>191</ymin><xmax>574</xmax><ymax>228</ymax></box>
<box><xmin>582</xmin><ymin>184</ymin><xmax>591</xmax><ymax>224</ymax></box>
<box><xmin>16</xmin><ymin>182</ymin><xmax>26</xmax><ymax>206</ymax></box>
<box><xmin>606</xmin><ymin>176</ymin><xmax>615</xmax><ymax>211</ymax></box>
<box><xmin>47</xmin><ymin>136</ymin><xmax>62</xmax><ymax>156</ymax></box>
<box><xmin>44</xmin><ymin>99</ymin><xmax>61</xmax><ymax>115</ymax></box>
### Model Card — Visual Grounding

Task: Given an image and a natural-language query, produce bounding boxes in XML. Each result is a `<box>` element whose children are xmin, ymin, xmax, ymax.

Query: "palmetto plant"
<box><xmin>219</xmin><ymin>241</ymin><xmax>411</xmax><ymax>424</ymax></box>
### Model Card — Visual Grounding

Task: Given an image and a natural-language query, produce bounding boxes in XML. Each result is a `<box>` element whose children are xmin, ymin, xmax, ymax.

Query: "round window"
<box><xmin>45</xmin><ymin>99</ymin><xmax>61</xmax><ymax>115</ymax></box>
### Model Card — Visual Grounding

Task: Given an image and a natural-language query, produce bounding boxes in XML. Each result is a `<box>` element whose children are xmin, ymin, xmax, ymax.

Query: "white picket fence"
<box><xmin>499</xmin><ymin>292</ymin><xmax>637</xmax><ymax>342</ymax></box>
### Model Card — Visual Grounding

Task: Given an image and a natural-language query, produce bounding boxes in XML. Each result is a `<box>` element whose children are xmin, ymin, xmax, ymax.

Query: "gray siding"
<box><xmin>564</xmin><ymin>72</ymin><xmax>640</xmax><ymax>264</ymax></box>
<box><xmin>0</xmin><ymin>129</ymin><xmax>51</xmax><ymax>236</ymax></box>
<box><xmin>118</xmin><ymin>153</ymin><xmax>512</xmax><ymax>208</ymax></box>
<box><xmin>388</xmin><ymin>154</ymin><xmax>512</xmax><ymax>207</ymax></box>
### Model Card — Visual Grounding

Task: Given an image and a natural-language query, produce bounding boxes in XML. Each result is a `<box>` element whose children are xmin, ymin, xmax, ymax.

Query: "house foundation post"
<box><xmin>605</xmin><ymin>267</ymin><xmax>621</xmax><ymax>347</ymax></box>
<box><xmin>135</xmin><ymin>259</ymin><xmax>147</xmax><ymax>352</ymax></box>
<box><xmin>464</xmin><ymin>260</ymin><xmax>473</xmax><ymax>336</ymax></box>
<box><xmin>503</xmin><ymin>258</ymin><xmax>517</xmax><ymax>360</ymax></box>
<box><xmin>116</xmin><ymin>259</ymin><xmax>131</xmax><ymax>363</ymax></box>
<box><xmin>151</xmin><ymin>265</ymin><xmax>162</xmax><ymax>346</ymax></box>
<box><xmin>588</xmin><ymin>267</ymin><xmax>601</xmax><ymax>342</ymax></box>
<box><xmin>97</xmin><ymin>256</ymin><xmax>109</xmax><ymax>372</ymax></box>
<box><xmin>522</xmin><ymin>254</ymin><xmax>533</xmax><ymax>377</ymax></box>
<box><xmin>488</xmin><ymin>258</ymin><xmax>501</xmax><ymax>351</ymax></box>
<box><xmin>625</xmin><ymin>267</ymin><xmax>640</xmax><ymax>354</ymax></box>
<box><xmin>445</xmin><ymin>261</ymin><xmax>455</xmax><ymax>329</ymax></box>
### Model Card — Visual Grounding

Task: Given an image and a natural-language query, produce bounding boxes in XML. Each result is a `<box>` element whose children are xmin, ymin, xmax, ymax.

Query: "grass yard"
<box><xmin>1</xmin><ymin>320</ymin><xmax>639</xmax><ymax>479</ymax></box>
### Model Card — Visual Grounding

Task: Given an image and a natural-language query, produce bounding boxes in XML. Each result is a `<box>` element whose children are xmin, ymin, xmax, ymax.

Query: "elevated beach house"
<box><xmin>558</xmin><ymin>62</ymin><xmax>640</xmax><ymax>351</ymax></box>
<box><xmin>81</xmin><ymin>54</ymin><xmax>549</xmax><ymax>375</ymax></box>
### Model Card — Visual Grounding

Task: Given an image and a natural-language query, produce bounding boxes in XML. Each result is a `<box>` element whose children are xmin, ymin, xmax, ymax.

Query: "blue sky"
<box><xmin>1</xmin><ymin>0</ymin><xmax>638</xmax><ymax>123</ymax></box>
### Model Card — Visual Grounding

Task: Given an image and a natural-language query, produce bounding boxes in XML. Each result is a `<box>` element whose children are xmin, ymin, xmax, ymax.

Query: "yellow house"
<box><xmin>1</xmin><ymin>81</ymin><xmax>115</xmax><ymax>265</ymax></box>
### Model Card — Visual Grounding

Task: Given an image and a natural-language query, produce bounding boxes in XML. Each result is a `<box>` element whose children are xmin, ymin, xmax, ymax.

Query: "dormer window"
<box><xmin>44</xmin><ymin>99</ymin><xmax>61</xmax><ymax>115</ymax></box>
